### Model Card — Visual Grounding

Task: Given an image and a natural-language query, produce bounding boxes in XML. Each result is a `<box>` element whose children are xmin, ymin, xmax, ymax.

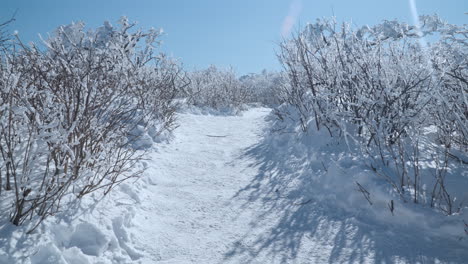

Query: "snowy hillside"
<box><xmin>1</xmin><ymin>107</ymin><xmax>466</xmax><ymax>263</ymax></box>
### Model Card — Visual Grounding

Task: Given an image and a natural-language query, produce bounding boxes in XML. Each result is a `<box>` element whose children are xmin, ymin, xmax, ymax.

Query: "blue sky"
<box><xmin>1</xmin><ymin>0</ymin><xmax>466</xmax><ymax>75</ymax></box>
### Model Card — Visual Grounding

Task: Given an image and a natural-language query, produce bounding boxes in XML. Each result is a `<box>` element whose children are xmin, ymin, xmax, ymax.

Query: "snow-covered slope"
<box><xmin>1</xmin><ymin>107</ymin><xmax>467</xmax><ymax>263</ymax></box>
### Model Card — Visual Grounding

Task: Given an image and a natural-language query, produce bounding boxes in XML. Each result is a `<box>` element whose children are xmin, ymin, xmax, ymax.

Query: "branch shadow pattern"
<box><xmin>223</xmin><ymin>129</ymin><xmax>468</xmax><ymax>263</ymax></box>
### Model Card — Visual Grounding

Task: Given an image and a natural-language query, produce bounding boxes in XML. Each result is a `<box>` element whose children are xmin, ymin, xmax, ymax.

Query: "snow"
<box><xmin>67</xmin><ymin>223</ymin><xmax>108</xmax><ymax>256</ymax></box>
<box><xmin>1</xmin><ymin>107</ymin><xmax>467</xmax><ymax>263</ymax></box>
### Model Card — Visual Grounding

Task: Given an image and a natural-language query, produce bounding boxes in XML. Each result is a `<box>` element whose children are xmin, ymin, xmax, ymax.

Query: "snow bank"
<box><xmin>0</xmin><ymin>173</ymin><xmax>149</xmax><ymax>263</ymax></box>
<box><xmin>248</xmin><ymin>106</ymin><xmax>468</xmax><ymax>243</ymax></box>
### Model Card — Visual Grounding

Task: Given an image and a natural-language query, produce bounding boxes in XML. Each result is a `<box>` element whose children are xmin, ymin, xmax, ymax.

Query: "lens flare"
<box><xmin>281</xmin><ymin>0</ymin><xmax>303</xmax><ymax>37</ymax></box>
<box><xmin>409</xmin><ymin>0</ymin><xmax>428</xmax><ymax>50</ymax></box>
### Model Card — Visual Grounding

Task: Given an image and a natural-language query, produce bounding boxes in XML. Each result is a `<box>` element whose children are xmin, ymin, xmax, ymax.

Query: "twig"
<box><xmin>356</xmin><ymin>181</ymin><xmax>373</xmax><ymax>206</ymax></box>
<box><xmin>447</xmin><ymin>152</ymin><xmax>468</xmax><ymax>165</ymax></box>
<box><xmin>388</xmin><ymin>200</ymin><xmax>394</xmax><ymax>215</ymax></box>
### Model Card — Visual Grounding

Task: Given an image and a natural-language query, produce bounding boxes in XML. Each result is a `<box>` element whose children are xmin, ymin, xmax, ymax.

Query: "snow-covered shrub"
<box><xmin>182</xmin><ymin>65</ymin><xmax>250</xmax><ymax>110</ymax></box>
<box><xmin>239</xmin><ymin>70</ymin><xmax>286</xmax><ymax>107</ymax></box>
<box><xmin>0</xmin><ymin>17</ymin><xmax>184</xmax><ymax>230</ymax></box>
<box><xmin>182</xmin><ymin>67</ymin><xmax>286</xmax><ymax>111</ymax></box>
<box><xmin>278</xmin><ymin>16</ymin><xmax>467</xmax><ymax>215</ymax></box>
<box><xmin>426</xmin><ymin>24</ymin><xmax>468</xmax><ymax>214</ymax></box>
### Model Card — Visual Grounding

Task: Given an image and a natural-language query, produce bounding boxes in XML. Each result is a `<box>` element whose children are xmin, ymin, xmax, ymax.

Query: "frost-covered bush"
<box><xmin>239</xmin><ymin>70</ymin><xmax>286</xmax><ymax>107</ymax></box>
<box><xmin>182</xmin><ymin>66</ymin><xmax>285</xmax><ymax>111</ymax></box>
<box><xmin>183</xmin><ymin>66</ymin><xmax>250</xmax><ymax>110</ymax></box>
<box><xmin>278</xmin><ymin>16</ymin><xmax>467</xmax><ymax>215</ymax></box>
<box><xmin>0</xmin><ymin>17</ymin><xmax>184</xmax><ymax>230</ymax></box>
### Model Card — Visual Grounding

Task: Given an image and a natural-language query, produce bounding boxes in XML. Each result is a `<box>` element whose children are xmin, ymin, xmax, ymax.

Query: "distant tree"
<box><xmin>239</xmin><ymin>70</ymin><xmax>286</xmax><ymax>106</ymax></box>
<box><xmin>184</xmin><ymin>65</ymin><xmax>250</xmax><ymax>110</ymax></box>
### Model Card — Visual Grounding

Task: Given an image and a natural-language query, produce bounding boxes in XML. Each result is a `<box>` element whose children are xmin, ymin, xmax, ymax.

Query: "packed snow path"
<box><xmin>130</xmin><ymin>109</ymin><xmax>276</xmax><ymax>263</ymax></box>
<box><xmin>132</xmin><ymin>108</ymin><xmax>275</xmax><ymax>263</ymax></box>
<box><xmin>125</xmin><ymin>108</ymin><xmax>466</xmax><ymax>264</ymax></box>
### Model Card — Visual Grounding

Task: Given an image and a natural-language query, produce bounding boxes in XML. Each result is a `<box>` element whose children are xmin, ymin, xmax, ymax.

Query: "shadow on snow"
<box><xmin>223</xmin><ymin>125</ymin><xmax>468</xmax><ymax>263</ymax></box>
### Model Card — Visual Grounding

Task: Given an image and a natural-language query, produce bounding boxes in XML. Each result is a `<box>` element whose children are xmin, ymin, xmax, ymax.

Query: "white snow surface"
<box><xmin>1</xmin><ymin>107</ymin><xmax>467</xmax><ymax>263</ymax></box>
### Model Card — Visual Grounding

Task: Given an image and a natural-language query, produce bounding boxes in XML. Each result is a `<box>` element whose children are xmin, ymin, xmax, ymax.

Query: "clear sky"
<box><xmin>1</xmin><ymin>0</ymin><xmax>467</xmax><ymax>75</ymax></box>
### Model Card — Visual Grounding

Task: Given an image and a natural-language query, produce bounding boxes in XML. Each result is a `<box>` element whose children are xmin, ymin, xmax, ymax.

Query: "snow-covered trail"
<box><xmin>132</xmin><ymin>108</ymin><xmax>273</xmax><ymax>263</ymax></box>
<box><xmin>1</xmin><ymin>107</ymin><xmax>465</xmax><ymax>263</ymax></box>
<box><xmin>121</xmin><ymin>107</ymin><xmax>467</xmax><ymax>264</ymax></box>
